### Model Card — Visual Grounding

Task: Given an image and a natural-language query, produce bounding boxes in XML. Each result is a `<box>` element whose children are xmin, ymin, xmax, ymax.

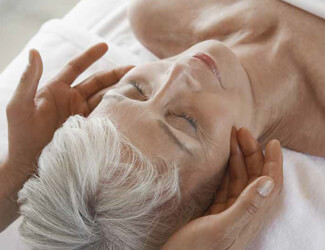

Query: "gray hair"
<box><xmin>18</xmin><ymin>115</ymin><xmax>201</xmax><ymax>250</ymax></box>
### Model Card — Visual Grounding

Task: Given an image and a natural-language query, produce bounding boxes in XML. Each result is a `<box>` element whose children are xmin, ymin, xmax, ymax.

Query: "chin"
<box><xmin>127</xmin><ymin>0</ymin><xmax>187</xmax><ymax>58</ymax></box>
<box><xmin>127</xmin><ymin>0</ymin><xmax>153</xmax><ymax>50</ymax></box>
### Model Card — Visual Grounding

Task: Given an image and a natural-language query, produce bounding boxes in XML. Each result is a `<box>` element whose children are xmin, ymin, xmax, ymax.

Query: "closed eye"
<box><xmin>128</xmin><ymin>81</ymin><xmax>197</xmax><ymax>131</ymax></box>
<box><xmin>129</xmin><ymin>80</ymin><xmax>147</xmax><ymax>98</ymax></box>
<box><xmin>180</xmin><ymin>113</ymin><xmax>197</xmax><ymax>130</ymax></box>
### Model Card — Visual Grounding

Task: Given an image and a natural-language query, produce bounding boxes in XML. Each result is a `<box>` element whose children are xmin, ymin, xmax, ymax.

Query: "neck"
<box><xmin>228</xmin><ymin>2</ymin><xmax>325</xmax><ymax>157</ymax></box>
<box><xmin>133</xmin><ymin>0</ymin><xmax>325</xmax><ymax>157</ymax></box>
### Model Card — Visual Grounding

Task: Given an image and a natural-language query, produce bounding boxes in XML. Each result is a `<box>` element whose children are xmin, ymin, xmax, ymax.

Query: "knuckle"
<box><xmin>20</xmin><ymin>71</ymin><xmax>28</xmax><ymax>83</ymax></box>
<box><xmin>68</xmin><ymin>62</ymin><xmax>83</xmax><ymax>75</ymax></box>
<box><xmin>6</xmin><ymin>103</ymin><xmax>17</xmax><ymax>121</ymax></box>
<box><xmin>112</xmin><ymin>69</ymin><xmax>119</xmax><ymax>81</ymax></box>
<box><xmin>6</xmin><ymin>102</ymin><xmax>15</xmax><ymax>114</ymax></box>
<box><xmin>94</xmin><ymin>75</ymin><xmax>105</xmax><ymax>88</ymax></box>
<box><xmin>243</xmin><ymin>198</ymin><xmax>260</xmax><ymax>216</ymax></box>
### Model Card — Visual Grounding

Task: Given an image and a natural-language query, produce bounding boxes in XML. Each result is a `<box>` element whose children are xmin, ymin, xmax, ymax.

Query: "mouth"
<box><xmin>192</xmin><ymin>52</ymin><xmax>222</xmax><ymax>86</ymax></box>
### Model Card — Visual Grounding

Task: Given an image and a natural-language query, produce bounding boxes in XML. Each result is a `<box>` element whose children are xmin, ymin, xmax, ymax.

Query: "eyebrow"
<box><xmin>157</xmin><ymin>120</ymin><xmax>193</xmax><ymax>156</ymax></box>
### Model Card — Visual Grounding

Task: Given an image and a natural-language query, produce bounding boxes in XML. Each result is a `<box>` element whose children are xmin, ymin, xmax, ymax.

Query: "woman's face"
<box><xmin>90</xmin><ymin>40</ymin><xmax>254</xmax><ymax>192</ymax></box>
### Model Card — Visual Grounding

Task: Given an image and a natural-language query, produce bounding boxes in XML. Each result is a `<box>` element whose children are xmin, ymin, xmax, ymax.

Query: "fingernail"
<box><xmin>29</xmin><ymin>50</ymin><xmax>34</xmax><ymax>64</ymax></box>
<box><xmin>257</xmin><ymin>178</ymin><xmax>274</xmax><ymax>197</ymax></box>
<box><xmin>270</xmin><ymin>139</ymin><xmax>280</xmax><ymax>147</ymax></box>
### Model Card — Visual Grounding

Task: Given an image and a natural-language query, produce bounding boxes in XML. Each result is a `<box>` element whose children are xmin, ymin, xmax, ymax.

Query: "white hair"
<box><xmin>18</xmin><ymin>115</ymin><xmax>207</xmax><ymax>250</ymax></box>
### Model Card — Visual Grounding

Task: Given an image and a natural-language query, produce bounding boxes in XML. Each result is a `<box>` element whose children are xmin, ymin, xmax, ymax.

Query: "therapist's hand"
<box><xmin>163</xmin><ymin>127</ymin><xmax>283</xmax><ymax>250</ymax></box>
<box><xmin>5</xmin><ymin>43</ymin><xmax>133</xmax><ymax>176</ymax></box>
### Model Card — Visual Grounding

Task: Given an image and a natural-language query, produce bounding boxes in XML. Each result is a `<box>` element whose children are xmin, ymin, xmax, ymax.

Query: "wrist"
<box><xmin>0</xmin><ymin>155</ymin><xmax>31</xmax><ymax>231</ymax></box>
<box><xmin>1</xmin><ymin>156</ymin><xmax>33</xmax><ymax>187</ymax></box>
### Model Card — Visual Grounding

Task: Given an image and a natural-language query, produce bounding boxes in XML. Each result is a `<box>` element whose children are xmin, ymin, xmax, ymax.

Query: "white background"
<box><xmin>0</xmin><ymin>0</ymin><xmax>79</xmax><ymax>72</ymax></box>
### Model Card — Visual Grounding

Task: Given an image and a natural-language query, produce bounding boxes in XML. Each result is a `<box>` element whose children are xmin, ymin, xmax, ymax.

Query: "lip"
<box><xmin>193</xmin><ymin>52</ymin><xmax>222</xmax><ymax>85</ymax></box>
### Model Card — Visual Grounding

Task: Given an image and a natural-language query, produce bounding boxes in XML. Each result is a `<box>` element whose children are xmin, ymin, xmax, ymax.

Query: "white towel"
<box><xmin>248</xmin><ymin>148</ymin><xmax>325</xmax><ymax>250</ymax></box>
<box><xmin>281</xmin><ymin>0</ymin><xmax>325</xmax><ymax>19</ymax></box>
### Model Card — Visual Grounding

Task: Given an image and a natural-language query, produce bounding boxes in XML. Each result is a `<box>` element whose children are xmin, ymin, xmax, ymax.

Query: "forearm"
<box><xmin>0</xmin><ymin>157</ymin><xmax>30</xmax><ymax>232</ymax></box>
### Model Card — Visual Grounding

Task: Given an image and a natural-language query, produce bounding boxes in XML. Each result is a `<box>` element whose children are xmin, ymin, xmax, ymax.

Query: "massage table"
<box><xmin>0</xmin><ymin>0</ymin><xmax>324</xmax><ymax>249</ymax></box>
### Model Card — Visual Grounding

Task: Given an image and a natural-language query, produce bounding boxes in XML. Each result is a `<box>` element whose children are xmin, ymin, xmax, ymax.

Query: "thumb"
<box><xmin>222</xmin><ymin>176</ymin><xmax>275</xmax><ymax>234</ymax></box>
<box><xmin>15</xmin><ymin>49</ymin><xmax>43</xmax><ymax>102</ymax></box>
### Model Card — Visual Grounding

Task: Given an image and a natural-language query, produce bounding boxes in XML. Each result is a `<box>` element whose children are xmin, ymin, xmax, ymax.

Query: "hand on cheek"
<box><xmin>163</xmin><ymin>127</ymin><xmax>283</xmax><ymax>250</ymax></box>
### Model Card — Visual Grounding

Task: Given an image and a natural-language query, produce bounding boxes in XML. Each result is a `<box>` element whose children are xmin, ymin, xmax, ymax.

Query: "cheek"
<box><xmin>179</xmin><ymin>152</ymin><xmax>228</xmax><ymax>197</ymax></box>
<box><xmin>196</xmin><ymin>113</ymin><xmax>232</xmax><ymax>176</ymax></box>
<box><xmin>200</xmin><ymin>98</ymin><xmax>236</xmax><ymax>136</ymax></box>
<box><xmin>201</xmin><ymin>131</ymin><xmax>230</xmax><ymax>170</ymax></box>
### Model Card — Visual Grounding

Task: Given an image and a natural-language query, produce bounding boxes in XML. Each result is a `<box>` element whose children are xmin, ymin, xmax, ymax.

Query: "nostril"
<box><xmin>166</xmin><ymin>62</ymin><xmax>189</xmax><ymax>81</ymax></box>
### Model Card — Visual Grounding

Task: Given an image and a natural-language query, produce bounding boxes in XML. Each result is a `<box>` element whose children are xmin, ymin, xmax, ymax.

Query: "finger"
<box><xmin>214</xmin><ymin>169</ymin><xmax>230</xmax><ymax>204</ymax></box>
<box><xmin>226</xmin><ymin>126</ymin><xmax>249</xmax><ymax>208</ymax></box>
<box><xmin>262</xmin><ymin>140</ymin><xmax>283</xmax><ymax>194</ymax></box>
<box><xmin>205</xmin><ymin>169</ymin><xmax>230</xmax><ymax>215</ymax></box>
<box><xmin>75</xmin><ymin>65</ymin><xmax>134</xmax><ymax>99</ymax></box>
<box><xmin>54</xmin><ymin>43</ymin><xmax>108</xmax><ymax>85</ymax></box>
<box><xmin>220</xmin><ymin>176</ymin><xmax>275</xmax><ymax>235</ymax></box>
<box><xmin>237</xmin><ymin>127</ymin><xmax>264</xmax><ymax>184</ymax></box>
<box><xmin>14</xmin><ymin>49</ymin><xmax>43</xmax><ymax>102</ymax></box>
<box><xmin>87</xmin><ymin>87</ymin><xmax>110</xmax><ymax>112</ymax></box>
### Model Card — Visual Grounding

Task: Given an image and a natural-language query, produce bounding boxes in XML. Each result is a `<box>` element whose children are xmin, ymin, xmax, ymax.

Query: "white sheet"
<box><xmin>63</xmin><ymin>0</ymin><xmax>158</xmax><ymax>62</ymax></box>
<box><xmin>281</xmin><ymin>0</ymin><xmax>325</xmax><ymax>19</ymax></box>
<box><xmin>0</xmin><ymin>1</ymin><xmax>325</xmax><ymax>249</ymax></box>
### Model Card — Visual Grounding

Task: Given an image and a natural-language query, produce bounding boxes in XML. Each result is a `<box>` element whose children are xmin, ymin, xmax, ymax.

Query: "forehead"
<box><xmin>92</xmin><ymin>98</ymin><xmax>189</xmax><ymax>160</ymax></box>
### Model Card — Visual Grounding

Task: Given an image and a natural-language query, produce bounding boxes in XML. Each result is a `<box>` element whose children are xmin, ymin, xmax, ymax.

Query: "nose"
<box><xmin>150</xmin><ymin>62</ymin><xmax>188</xmax><ymax>108</ymax></box>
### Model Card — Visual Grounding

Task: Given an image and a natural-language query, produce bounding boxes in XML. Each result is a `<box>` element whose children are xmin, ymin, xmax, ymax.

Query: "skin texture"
<box><xmin>90</xmin><ymin>40</ymin><xmax>255</xmax><ymax>193</ymax></box>
<box><xmin>128</xmin><ymin>0</ymin><xmax>325</xmax><ymax>157</ymax></box>
<box><xmin>1</xmin><ymin>44</ymin><xmax>283</xmax><ymax>249</ymax></box>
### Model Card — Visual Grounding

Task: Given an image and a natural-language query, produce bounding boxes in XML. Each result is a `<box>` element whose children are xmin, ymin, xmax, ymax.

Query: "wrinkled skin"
<box><xmin>90</xmin><ymin>40</ymin><xmax>255</xmax><ymax>193</ymax></box>
<box><xmin>128</xmin><ymin>0</ymin><xmax>325</xmax><ymax>157</ymax></box>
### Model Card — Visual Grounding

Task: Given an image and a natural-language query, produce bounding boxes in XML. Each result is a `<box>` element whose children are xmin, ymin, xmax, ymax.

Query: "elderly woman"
<box><xmin>2</xmin><ymin>0</ymin><xmax>325</xmax><ymax>248</ymax></box>
<box><xmin>2</xmin><ymin>44</ymin><xmax>282</xmax><ymax>250</ymax></box>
